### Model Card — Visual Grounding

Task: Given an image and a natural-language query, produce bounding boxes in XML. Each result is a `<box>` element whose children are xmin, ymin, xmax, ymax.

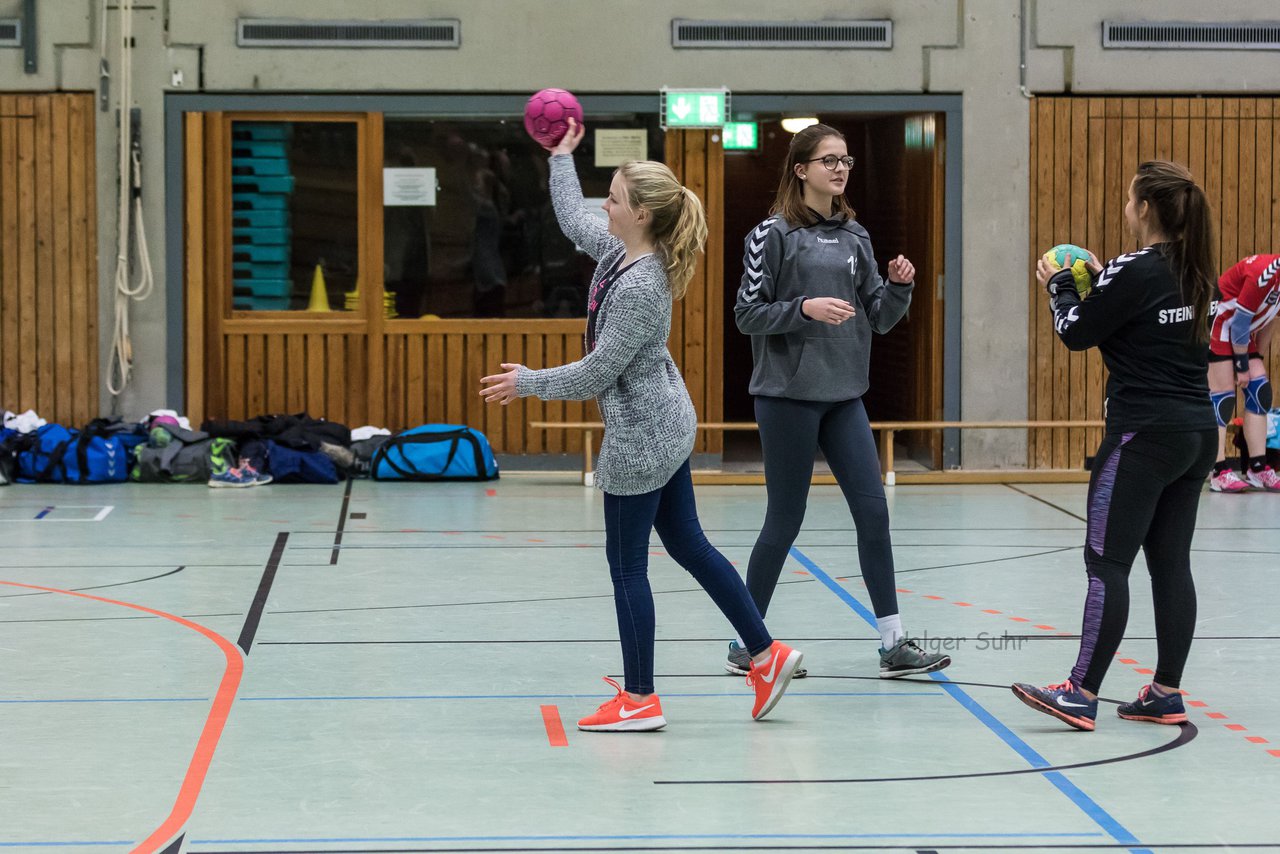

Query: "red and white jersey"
<box><xmin>1212</xmin><ymin>254</ymin><xmax>1280</xmax><ymax>349</ymax></box>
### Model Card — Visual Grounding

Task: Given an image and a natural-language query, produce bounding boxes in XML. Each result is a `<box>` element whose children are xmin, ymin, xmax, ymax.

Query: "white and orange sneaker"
<box><xmin>577</xmin><ymin>677</ymin><xmax>666</xmax><ymax>732</ymax></box>
<box><xmin>747</xmin><ymin>640</ymin><xmax>804</xmax><ymax>721</ymax></box>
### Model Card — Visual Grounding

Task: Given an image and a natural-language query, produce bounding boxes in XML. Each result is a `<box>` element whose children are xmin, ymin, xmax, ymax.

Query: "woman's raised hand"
<box><xmin>887</xmin><ymin>255</ymin><xmax>915</xmax><ymax>284</ymax></box>
<box><xmin>802</xmin><ymin>297</ymin><xmax>856</xmax><ymax>325</ymax></box>
<box><xmin>548</xmin><ymin>117</ymin><xmax>585</xmax><ymax>156</ymax></box>
<box><xmin>480</xmin><ymin>363</ymin><xmax>523</xmax><ymax>405</ymax></box>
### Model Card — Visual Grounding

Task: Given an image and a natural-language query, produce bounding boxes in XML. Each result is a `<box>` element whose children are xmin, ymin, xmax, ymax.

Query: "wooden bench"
<box><xmin>528</xmin><ymin>420</ymin><xmax>1106</xmax><ymax>486</ymax></box>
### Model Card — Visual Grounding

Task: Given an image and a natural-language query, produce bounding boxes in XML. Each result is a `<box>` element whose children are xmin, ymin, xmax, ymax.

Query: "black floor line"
<box><xmin>655</xmin><ymin>722</ymin><xmax>1196</xmax><ymax>785</ymax></box>
<box><xmin>0</xmin><ymin>565</ymin><xmax>187</xmax><ymax>598</ymax></box>
<box><xmin>1004</xmin><ymin>484</ymin><xmax>1088</xmax><ymax>523</ymax></box>
<box><xmin>237</xmin><ymin>532</ymin><xmax>288</xmax><ymax>655</ymax></box>
<box><xmin>331</xmin><ymin>478</ymin><xmax>354</xmax><ymax>565</ymax></box>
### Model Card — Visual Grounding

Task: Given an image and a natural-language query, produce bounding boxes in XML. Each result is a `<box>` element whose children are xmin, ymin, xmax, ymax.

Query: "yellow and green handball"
<box><xmin>1042</xmin><ymin>243</ymin><xmax>1093</xmax><ymax>296</ymax></box>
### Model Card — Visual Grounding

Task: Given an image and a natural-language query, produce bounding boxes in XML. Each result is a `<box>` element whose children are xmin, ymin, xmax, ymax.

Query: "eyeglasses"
<box><xmin>806</xmin><ymin>154</ymin><xmax>856</xmax><ymax>171</ymax></box>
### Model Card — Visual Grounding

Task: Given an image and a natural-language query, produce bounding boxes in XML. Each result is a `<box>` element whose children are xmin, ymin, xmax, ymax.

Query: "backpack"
<box><xmin>371</xmin><ymin>425</ymin><xmax>499</xmax><ymax>482</ymax></box>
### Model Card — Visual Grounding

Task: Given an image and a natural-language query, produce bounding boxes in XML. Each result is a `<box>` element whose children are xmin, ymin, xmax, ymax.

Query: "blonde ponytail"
<box><xmin>616</xmin><ymin>161</ymin><xmax>708</xmax><ymax>299</ymax></box>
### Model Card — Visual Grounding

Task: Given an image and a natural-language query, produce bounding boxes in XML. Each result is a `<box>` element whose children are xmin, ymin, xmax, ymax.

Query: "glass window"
<box><xmin>382</xmin><ymin>115</ymin><xmax>664</xmax><ymax>319</ymax></box>
<box><xmin>230</xmin><ymin>120</ymin><xmax>359</xmax><ymax>312</ymax></box>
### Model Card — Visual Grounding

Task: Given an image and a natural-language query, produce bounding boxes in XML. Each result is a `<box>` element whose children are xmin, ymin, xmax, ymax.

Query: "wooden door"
<box><xmin>0</xmin><ymin>93</ymin><xmax>98</xmax><ymax>426</ymax></box>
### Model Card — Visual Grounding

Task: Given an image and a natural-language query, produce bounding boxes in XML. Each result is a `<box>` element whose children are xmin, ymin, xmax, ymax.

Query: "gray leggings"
<box><xmin>746</xmin><ymin>395</ymin><xmax>900</xmax><ymax>619</ymax></box>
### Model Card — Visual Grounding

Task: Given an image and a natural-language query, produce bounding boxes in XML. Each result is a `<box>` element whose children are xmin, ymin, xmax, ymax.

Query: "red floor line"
<box><xmin>540</xmin><ymin>705</ymin><xmax>569</xmax><ymax>747</ymax></box>
<box><xmin>0</xmin><ymin>579</ymin><xmax>245</xmax><ymax>854</ymax></box>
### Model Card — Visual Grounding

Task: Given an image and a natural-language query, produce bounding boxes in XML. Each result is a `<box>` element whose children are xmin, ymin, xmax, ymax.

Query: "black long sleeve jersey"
<box><xmin>1049</xmin><ymin>244</ymin><xmax>1215</xmax><ymax>433</ymax></box>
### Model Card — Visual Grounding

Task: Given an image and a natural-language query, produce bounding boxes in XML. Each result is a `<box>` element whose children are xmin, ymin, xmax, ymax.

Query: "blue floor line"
<box><xmin>0</xmin><ymin>697</ymin><xmax>211</xmax><ymax>704</ymax></box>
<box><xmin>185</xmin><ymin>831</ymin><xmax>1106</xmax><ymax>844</ymax></box>
<box><xmin>791</xmin><ymin>546</ymin><xmax>1149</xmax><ymax>854</ymax></box>
<box><xmin>0</xmin><ymin>844</ymin><xmax>133</xmax><ymax>849</ymax></box>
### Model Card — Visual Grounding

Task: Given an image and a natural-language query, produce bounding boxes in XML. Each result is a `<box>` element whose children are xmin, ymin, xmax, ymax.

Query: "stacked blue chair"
<box><xmin>231</xmin><ymin>124</ymin><xmax>295</xmax><ymax>311</ymax></box>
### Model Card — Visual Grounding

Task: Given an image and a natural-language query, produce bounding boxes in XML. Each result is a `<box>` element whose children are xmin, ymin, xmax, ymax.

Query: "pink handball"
<box><xmin>523</xmin><ymin>88</ymin><xmax>583</xmax><ymax>148</ymax></box>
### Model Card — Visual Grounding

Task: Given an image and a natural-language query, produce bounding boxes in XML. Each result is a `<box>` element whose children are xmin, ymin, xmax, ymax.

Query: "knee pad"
<box><xmin>1210</xmin><ymin>389</ymin><xmax>1237</xmax><ymax>427</ymax></box>
<box><xmin>1245</xmin><ymin>376</ymin><xmax>1272</xmax><ymax>415</ymax></box>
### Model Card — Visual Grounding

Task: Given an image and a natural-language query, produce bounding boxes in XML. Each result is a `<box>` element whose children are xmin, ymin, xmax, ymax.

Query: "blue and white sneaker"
<box><xmin>239</xmin><ymin>458</ymin><xmax>273</xmax><ymax>485</ymax></box>
<box><xmin>1012</xmin><ymin>679</ymin><xmax>1098</xmax><ymax>731</ymax></box>
<box><xmin>1117</xmin><ymin>684</ymin><xmax>1187</xmax><ymax>724</ymax></box>
<box><xmin>208</xmin><ymin>466</ymin><xmax>256</xmax><ymax>489</ymax></box>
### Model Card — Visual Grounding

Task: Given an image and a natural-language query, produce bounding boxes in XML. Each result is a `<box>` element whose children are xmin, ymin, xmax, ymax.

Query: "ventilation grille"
<box><xmin>1103</xmin><ymin>21</ymin><xmax>1280</xmax><ymax>49</ymax></box>
<box><xmin>0</xmin><ymin>19</ymin><xmax>20</xmax><ymax>47</ymax></box>
<box><xmin>672</xmin><ymin>19</ymin><xmax>891</xmax><ymax>49</ymax></box>
<box><xmin>237</xmin><ymin>19</ymin><xmax>460</xmax><ymax>48</ymax></box>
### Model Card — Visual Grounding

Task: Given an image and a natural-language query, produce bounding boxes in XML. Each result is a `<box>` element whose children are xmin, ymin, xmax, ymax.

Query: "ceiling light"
<box><xmin>780</xmin><ymin>117</ymin><xmax>820</xmax><ymax>134</ymax></box>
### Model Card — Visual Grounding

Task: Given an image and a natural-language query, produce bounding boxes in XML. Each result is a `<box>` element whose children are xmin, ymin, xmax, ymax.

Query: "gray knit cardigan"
<box><xmin>515</xmin><ymin>154</ymin><xmax>696</xmax><ymax>495</ymax></box>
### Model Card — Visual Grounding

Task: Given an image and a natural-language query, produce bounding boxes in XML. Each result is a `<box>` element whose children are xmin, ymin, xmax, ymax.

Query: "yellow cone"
<box><xmin>307</xmin><ymin>264</ymin><xmax>331</xmax><ymax>312</ymax></box>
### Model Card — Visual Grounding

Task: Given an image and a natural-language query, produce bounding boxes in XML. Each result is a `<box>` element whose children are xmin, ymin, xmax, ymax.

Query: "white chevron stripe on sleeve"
<box><xmin>1095</xmin><ymin>247</ymin><xmax>1151</xmax><ymax>291</ymax></box>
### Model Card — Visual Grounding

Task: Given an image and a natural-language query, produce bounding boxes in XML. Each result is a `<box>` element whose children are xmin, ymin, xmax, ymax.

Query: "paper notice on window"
<box><xmin>594</xmin><ymin>130</ymin><xmax>648</xmax><ymax>168</ymax></box>
<box><xmin>383</xmin><ymin>168</ymin><xmax>437</xmax><ymax>206</ymax></box>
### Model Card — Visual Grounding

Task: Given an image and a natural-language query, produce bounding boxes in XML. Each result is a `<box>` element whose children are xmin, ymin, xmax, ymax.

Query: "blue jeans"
<box><xmin>604</xmin><ymin>459</ymin><xmax>773</xmax><ymax>694</ymax></box>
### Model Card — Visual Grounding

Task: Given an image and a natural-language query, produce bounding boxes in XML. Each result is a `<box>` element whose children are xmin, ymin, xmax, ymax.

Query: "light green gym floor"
<box><xmin>1</xmin><ymin>476</ymin><xmax>1277</xmax><ymax>854</ymax></box>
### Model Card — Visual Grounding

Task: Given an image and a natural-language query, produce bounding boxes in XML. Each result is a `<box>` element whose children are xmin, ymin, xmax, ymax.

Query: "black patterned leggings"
<box><xmin>1070</xmin><ymin>429</ymin><xmax>1217</xmax><ymax>694</ymax></box>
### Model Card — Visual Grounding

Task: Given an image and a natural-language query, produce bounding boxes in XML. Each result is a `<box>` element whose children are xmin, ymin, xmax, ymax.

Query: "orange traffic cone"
<box><xmin>307</xmin><ymin>264</ymin><xmax>331</xmax><ymax>312</ymax></box>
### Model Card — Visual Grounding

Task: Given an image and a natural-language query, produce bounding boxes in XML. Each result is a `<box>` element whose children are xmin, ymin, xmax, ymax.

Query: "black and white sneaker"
<box><xmin>879</xmin><ymin>637</ymin><xmax>951</xmax><ymax>678</ymax></box>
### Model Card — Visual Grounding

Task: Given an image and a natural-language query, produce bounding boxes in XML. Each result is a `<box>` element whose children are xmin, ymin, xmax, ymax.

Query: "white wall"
<box><xmin>1</xmin><ymin>0</ymin><xmax>1278</xmax><ymax>465</ymax></box>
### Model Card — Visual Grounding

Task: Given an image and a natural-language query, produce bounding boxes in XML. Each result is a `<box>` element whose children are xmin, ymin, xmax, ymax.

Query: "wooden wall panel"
<box><xmin>0</xmin><ymin>94</ymin><xmax>97</xmax><ymax>426</ymax></box>
<box><xmin>666</xmin><ymin>129</ymin><xmax>725</xmax><ymax>454</ymax></box>
<box><xmin>1029</xmin><ymin>96</ymin><xmax>1280</xmax><ymax>469</ymax></box>
<box><xmin>0</xmin><ymin>96</ymin><xmax>21</xmax><ymax>413</ymax></box>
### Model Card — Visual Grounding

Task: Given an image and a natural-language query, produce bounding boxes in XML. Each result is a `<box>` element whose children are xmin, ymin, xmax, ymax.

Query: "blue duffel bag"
<box><xmin>371</xmin><ymin>424</ymin><xmax>499</xmax><ymax>482</ymax></box>
<box><xmin>15</xmin><ymin>422</ymin><xmax>136</xmax><ymax>484</ymax></box>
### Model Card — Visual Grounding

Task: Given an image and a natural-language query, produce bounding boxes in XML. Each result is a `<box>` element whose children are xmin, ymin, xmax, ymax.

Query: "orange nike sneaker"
<box><xmin>577</xmin><ymin>677</ymin><xmax>667</xmax><ymax>732</ymax></box>
<box><xmin>747</xmin><ymin>640</ymin><xmax>804</xmax><ymax>720</ymax></box>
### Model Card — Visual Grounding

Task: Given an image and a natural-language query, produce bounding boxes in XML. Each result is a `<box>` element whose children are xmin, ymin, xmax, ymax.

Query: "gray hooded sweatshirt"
<box><xmin>734</xmin><ymin>211</ymin><xmax>913</xmax><ymax>401</ymax></box>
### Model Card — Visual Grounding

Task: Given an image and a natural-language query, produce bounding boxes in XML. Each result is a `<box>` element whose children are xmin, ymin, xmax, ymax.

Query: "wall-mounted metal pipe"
<box><xmin>1019</xmin><ymin>0</ymin><xmax>1033</xmax><ymax>99</ymax></box>
<box><xmin>22</xmin><ymin>0</ymin><xmax>36</xmax><ymax>73</ymax></box>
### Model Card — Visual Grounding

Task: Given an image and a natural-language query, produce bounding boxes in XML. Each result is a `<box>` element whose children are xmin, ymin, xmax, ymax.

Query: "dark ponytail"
<box><xmin>1132</xmin><ymin>160</ymin><xmax>1216</xmax><ymax>345</ymax></box>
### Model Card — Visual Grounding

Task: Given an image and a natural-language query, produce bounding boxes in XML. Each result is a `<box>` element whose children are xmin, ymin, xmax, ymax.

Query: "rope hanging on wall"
<box><xmin>105</xmin><ymin>0</ymin><xmax>154</xmax><ymax>401</ymax></box>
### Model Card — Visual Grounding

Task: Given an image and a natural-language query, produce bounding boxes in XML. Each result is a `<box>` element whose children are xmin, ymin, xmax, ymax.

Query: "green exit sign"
<box><xmin>722</xmin><ymin>122</ymin><xmax>759</xmax><ymax>150</ymax></box>
<box><xmin>661</xmin><ymin>88</ymin><xmax>730</xmax><ymax>129</ymax></box>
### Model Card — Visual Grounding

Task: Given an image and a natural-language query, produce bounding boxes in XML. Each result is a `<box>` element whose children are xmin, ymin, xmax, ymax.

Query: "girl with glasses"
<box><xmin>481</xmin><ymin>119</ymin><xmax>804</xmax><ymax>731</ymax></box>
<box><xmin>727</xmin><ymin>122</ymin><xmax>951</xmax><ymax>679</ymax></box>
